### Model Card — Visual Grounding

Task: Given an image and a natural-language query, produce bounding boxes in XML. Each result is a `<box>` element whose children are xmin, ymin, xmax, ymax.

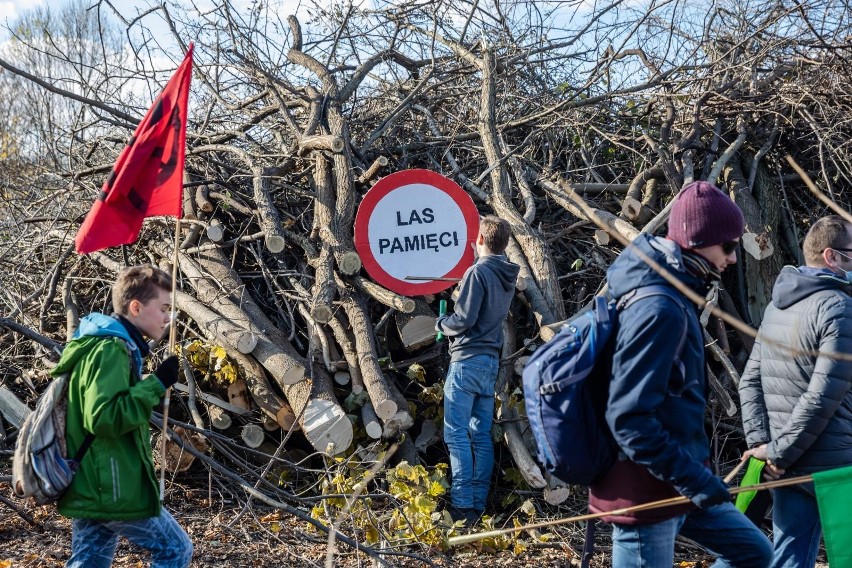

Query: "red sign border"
<box><xmin>354</xmin><ymin>169</ymin><xmax>479</xmax><ymax>296</ymax></box>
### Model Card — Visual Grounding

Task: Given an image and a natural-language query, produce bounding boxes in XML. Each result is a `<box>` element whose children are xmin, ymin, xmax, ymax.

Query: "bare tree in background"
<box><xmin>1</xmin><ymin>0</ymin><xmax>851</xmax><ymax>558</ymax></box>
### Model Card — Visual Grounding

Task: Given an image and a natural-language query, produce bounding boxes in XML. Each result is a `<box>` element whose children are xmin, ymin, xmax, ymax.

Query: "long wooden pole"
<box><xmin>404</xmin><ymin>275</ymin><xmax>461</xmax><ymax>282</ymax></box>
<box><xmin>159</xmin><ymin>217</ymin><xmax>182</xmax><ymax>501</ymax></box>
<box><xmin>448</xmin><ymin>470</ymin><xmax>812</xmax><ymax>546</ymax></box>
<box><xmin>546</xmin><ymin>179</ymin><xmax>852</xmax><ymax>363</ymax></box>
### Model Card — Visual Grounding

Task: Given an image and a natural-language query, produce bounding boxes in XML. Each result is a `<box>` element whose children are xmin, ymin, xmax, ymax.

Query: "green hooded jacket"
<box><xmin>54</xmin><ymin>314</ymin><xmax>166</xmax><ymax>520</ymax></box>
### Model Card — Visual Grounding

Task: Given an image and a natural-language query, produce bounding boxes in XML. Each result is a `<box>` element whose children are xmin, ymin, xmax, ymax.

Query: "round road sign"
<box><xmin>354</xmin><ymin>169</ymin><xmax>479</xmax><ymax>296</ymax></box>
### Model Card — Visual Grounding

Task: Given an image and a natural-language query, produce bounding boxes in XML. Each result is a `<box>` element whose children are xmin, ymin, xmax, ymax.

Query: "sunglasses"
<box><xmin>721</xmin><ymin>240</ymin><xmax>739</xmax><ymax>254</ymax></box>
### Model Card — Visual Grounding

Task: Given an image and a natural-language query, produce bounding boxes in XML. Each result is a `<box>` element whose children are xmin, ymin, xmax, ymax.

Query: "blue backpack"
<box><xmin>522</xmin><ymin>285</ymin><xmax>689</xmax><ymax>485</ymax></box>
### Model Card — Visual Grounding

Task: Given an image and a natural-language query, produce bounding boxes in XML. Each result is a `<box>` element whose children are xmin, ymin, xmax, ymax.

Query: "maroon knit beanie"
<box><xmin>666</xmin><ymin>181</ymin><xmax>745</xmax><ymax>249</ymax></box>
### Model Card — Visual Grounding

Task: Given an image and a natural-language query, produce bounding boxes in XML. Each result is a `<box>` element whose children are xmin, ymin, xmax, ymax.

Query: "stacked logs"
<box><xmin>3</xmin><ymin>4</ymin><xmax>833</xmax><ymax>507</ymax></box>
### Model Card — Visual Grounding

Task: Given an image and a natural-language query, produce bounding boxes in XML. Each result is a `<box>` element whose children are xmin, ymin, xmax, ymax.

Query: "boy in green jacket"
<box><xmin>57</xmin><ymin>265</ymin><xmax>192</xmax><ymax>568</ymax></box>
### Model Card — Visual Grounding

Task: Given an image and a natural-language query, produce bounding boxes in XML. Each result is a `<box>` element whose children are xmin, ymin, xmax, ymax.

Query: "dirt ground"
<box><xmin>0</xmin><ymin>495</ymin><xmax>585</xmax><ymax>568</ymax></box>
<box><xmin>0</xmin><ymin>479</ymin><xmax>828</xmax><ymax>568</ymax></box>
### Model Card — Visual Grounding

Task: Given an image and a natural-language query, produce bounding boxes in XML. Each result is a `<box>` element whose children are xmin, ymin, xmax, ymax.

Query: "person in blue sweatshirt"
<box><xmin>436</xmin><ymin>215</ymin><xmax>519</xmax><ymax>526</ymax></box>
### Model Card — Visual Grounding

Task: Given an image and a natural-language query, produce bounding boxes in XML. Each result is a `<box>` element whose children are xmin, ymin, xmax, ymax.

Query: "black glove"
<box><xmin>154</xmin><ymin>355</ymin><xmax>180</xmax><ymax>390</ymax></box>
<box><xmin>689</xmin><ymin>476</ymin><xmax>731</xmax><ymax>509</ymax></box>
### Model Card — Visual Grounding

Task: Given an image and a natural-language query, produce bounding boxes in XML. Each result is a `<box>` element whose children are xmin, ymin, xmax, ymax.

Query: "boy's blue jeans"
<box><xmin>67</xmin><ymin>508</ymin><xmax>193</xmax><ymax>568</ymax></box>
<box><xmin>769</xmin><ymin>485</ymin><xmax>822</xmax><ymax>568</ymax></box>
<box><xmin>611</xmin><ymin>502</ymin><xmax>772</xmax><ymax>568</ymax></box>
<box><xmin>443</xmin><ymin>353</ymin><xmax>499</xmax><ymax>512</ymax></box>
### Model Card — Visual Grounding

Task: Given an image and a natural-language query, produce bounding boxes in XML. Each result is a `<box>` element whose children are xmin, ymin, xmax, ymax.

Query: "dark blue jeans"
<box><xmin>612</xmin><ymin>502</ymin><xmax>772</xmax><ymax>567</ymax></box>
<box><xmin>443</xmin><ymin>354</ymin><xmax>499</xmax><ymax>511</ymax></box>
<box><xmin>67</xmin><ymin>508</ymin><xmax>193</xmax><ymax>568</ymax></box>
<box><xmin>770</xmin><ymin>485</ymin><xmax>822</xmax><ymax>568</ymax></box>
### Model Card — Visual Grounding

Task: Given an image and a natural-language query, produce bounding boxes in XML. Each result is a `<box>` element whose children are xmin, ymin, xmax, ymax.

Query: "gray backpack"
<box><xmin>12</xmin><ymin>372</ymin><xmax>94</xmax><ymax>505</ymax></box>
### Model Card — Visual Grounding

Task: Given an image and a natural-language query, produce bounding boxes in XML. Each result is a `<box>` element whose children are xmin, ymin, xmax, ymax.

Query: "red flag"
<box><xmin>75</xmin><ymin>44</ymin><xmax>194</xmax><ymax>254</ymax></box>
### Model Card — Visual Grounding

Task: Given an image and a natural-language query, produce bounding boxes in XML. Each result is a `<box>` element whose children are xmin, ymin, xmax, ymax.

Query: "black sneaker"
<box><xmin>447</xmin><ymin>506</ymin><xmax>473</xmax><ymax>526</ymax></box>
<box><xmin>464</xmin><ymin>509</ymin><xmax>483</xmax><ymax>526</ymax></box>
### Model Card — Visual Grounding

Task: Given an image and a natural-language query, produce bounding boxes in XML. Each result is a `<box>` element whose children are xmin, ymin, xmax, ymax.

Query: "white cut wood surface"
<box><xmin>241</xmin><ymin>423</ymin><xmax>265</xmax><ymax>448</ymax></box>
<box><xmin>226</xmin><ymin>380</ymin><xmax>252</xmax><ymax>411</ymax></box>
<box><xmin>208</xmin><ymin>406</ymin><xmax>232</xmax><ymax>430</ymax></box>
<box><xmin>543</xmin><ymin>475</ymin><xmax>571</xmax><ymax>505</ymax></box>
<box><xmin>399</xmin><ymin>315</ymin><xmax>438</xmax><ymax>351</ymax></box>
<box><xmin>226</xmin><ymin>329</ymin><xmax>257</xmax><ymax>354</ymax></box>
<box><xmin>414</xmin><ymin>418</ymin><xmax>440</xmax><ymax>452</ymax></box>
<box><xmin>302</xmin><ymin>397</ymin><xmax>353</xmax><ymax>456</ymax></box>
<box><xmin>206</xmin><ymin>218</ymin><xmax>224</xmax><ymax>242</ymax></box>
<box><xmin>742</xmin><ymin>231</ymin><xmax>775</xmax><ymax>260</ymax></box>
<box><xmin>361</xmin><ymin>402</ymin><xmax>382</xmax><ymax>439</ymax></box>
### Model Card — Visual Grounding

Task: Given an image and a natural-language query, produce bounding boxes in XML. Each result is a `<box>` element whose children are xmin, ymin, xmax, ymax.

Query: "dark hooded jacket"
<box><xmin>436</xmin><ymin>253</ymin><xmax>519</xmax><ymax>362</ymax></box>
<box><xmin>589</xmin><ymin>234</ymin><xmax>726</xmax><ymax>521</ymax></box>
<box><xmin>739</xmin><ymin>266</ymin><xmax>852</xmax><ymax>473</ymax></box>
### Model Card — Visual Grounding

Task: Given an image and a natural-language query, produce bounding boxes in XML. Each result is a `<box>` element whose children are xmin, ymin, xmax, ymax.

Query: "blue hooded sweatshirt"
<box><xmin>73</xmin><ymin>313</ymin><xmax>146</xmax><ymax>376</ymax></box>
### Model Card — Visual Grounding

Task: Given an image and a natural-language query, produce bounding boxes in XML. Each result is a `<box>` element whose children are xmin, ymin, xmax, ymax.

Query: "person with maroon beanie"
<box><xmin>588</xmin><ymin>181</ymin><xmax>772</xmax><ymax>567</ymax></box>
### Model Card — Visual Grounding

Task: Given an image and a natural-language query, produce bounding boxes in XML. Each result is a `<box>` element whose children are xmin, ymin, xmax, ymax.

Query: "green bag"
<box><xmin>734</xmin><ymin>457</ymin><xmax>765</xmax><ymax>513</ymax></box>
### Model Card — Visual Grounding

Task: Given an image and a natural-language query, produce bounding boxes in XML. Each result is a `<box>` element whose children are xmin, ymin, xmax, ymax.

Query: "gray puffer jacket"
<box><xmin>739</xmin><ymin>266</ymin><xmax>852</xmax><ymax>473</ymax></box>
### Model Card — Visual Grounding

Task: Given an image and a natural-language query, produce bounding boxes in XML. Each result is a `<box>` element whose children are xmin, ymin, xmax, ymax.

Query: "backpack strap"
<box><xmin>70</xmin><ymin>434</ymin><xmax>95</xmax><ymax>470</ymax></box>
<box><xmin>618</xmin><ymin>285</ymin><xmax>691</xmax><ymax>376</ymax></box>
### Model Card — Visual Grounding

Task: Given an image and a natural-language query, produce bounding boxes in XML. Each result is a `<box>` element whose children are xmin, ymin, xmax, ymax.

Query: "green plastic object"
<box><xmin>436</xmin><ymin>299</ymin><xmax>447</xmax><ymax>342</ymax></box>
<box><xmin>735</xmin><ymin>457</ymin><xmax>766</xmax><ymax>513</ymax></box>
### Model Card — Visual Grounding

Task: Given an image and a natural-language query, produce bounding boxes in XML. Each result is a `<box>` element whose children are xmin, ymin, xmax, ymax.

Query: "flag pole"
<box><xmin>160</xmin><ymin>216</ymin><xmax>182</xmax><ymax>501</ymax></box>
<box><xmin>447</xmin><ymin>472</ymin><xmax>813</xmax><ymax>547</ymax></box>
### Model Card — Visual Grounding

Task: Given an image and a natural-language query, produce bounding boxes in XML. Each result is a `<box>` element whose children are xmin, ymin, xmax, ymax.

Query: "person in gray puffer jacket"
<box><xmin>740</xmin><ymin>215</ymin><xmax>852</xmax><ymax>568</ymax></box>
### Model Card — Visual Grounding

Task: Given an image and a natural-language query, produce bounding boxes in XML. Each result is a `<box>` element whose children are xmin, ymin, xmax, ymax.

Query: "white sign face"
<box><xmin>368</xmin><ymin>183</ymin><xmax>466</xmax><ymax>281</ymax></box>
<box><xmin>354</xmin><ymin>169</ymin><xmax>478</xmax><ymax>296</ymax></box>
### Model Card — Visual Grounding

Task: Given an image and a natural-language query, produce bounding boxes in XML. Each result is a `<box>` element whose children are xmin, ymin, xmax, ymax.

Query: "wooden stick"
<box><xmin>159</xmin><ymin>217</ymin><xmax>182</xmax><ymax>501</ymax></box>
<box><xmin>722</xmin><ymin>457</ymin><xmax>747</xmax><ymax>484</ymax></box>
<box><xmin>404</xmin><ymin>275</ymin><xmax>461</xmax><ymax>281</ymax></box>
<box><xmin>448</xmin><ymin>471</ymin><xmax>812</xmax><ymax>546</ymax></box>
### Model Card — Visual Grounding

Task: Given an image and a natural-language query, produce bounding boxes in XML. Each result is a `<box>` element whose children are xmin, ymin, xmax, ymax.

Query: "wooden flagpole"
<box><xmin>159</xmin><ymin>217</ymin><xmax>182</xmax><ymax>501</ymax></box>
<box><xmin>448</xmin><ymin>468</ymin><xmax>812</xmax><ymax>547</ymax></box>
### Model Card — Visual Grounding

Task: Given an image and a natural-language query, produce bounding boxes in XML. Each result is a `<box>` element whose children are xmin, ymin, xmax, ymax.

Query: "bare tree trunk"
<box><xmin>723</xmin><ymin>156</ymin><xmax>783</xmax><ymax>326</ymax></box>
